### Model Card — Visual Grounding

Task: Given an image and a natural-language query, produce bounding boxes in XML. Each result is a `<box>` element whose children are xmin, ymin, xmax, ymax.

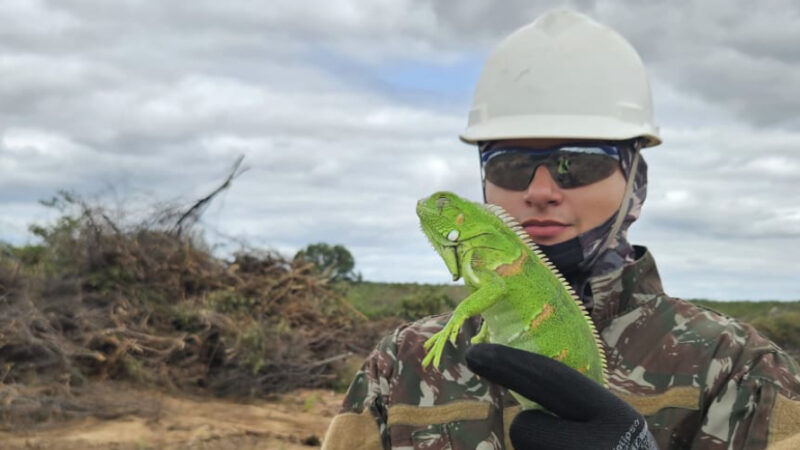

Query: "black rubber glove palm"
<box><xmin>465</xmin><ymin>343</ymin><xmax>658</xmax><ymax>450</ymax></box>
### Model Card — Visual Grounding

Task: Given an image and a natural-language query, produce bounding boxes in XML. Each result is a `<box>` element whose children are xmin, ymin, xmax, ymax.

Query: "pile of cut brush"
<box><xmin>0</xmin><ymin>191</ymin><xmax>394</xmax><ymax>429</ymax></box>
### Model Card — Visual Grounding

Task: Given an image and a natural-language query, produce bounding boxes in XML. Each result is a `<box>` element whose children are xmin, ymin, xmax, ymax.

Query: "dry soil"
<box><xmin>0</xmin><ymin>387</ymin><xmax>344</xmax><ymax>449</ymax></box>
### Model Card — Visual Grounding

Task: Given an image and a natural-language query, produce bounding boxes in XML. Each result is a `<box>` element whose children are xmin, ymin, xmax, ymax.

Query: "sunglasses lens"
<box><xmin>483</xmin><ymin>152</ymin><xmax>539</xmax><ymax>190</ymax></box>
<box><xmin>548</xmin><ymin>150</ymin><xmax>619</xmax><ymax>188</ymax></box>
<box><xmin>482</xmin><ymin>146</ymin><xmax>620</xmax><ymax>190</ymax></box>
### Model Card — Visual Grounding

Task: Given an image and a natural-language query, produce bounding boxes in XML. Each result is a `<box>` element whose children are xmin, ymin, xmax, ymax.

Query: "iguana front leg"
<box><xmin>422</xmin><ymin>271</ymin><xmax>505</xmax><ymax>368</ymax></box>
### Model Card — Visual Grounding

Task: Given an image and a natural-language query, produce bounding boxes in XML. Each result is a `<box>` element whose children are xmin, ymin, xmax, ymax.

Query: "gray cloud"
<box><xmin>0</xmin><ymin>0</ymin><xmax>798</xmax><ymax>300</ymax></box>
<box><xmin>586</xmin><ymin>0</ymin><xmax>800</xmax><ymax>130</ymax></box>
<box><xmin>383</xmin><ymin>0</ymin><xmax>800</xmax><ymax>130</ymax></box>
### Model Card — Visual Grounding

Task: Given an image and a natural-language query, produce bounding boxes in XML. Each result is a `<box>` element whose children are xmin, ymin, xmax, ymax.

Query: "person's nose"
<box><xmin>523</xmin><ymin>165</ymin><xmax>564</xmax><ymax>208</ymax></box>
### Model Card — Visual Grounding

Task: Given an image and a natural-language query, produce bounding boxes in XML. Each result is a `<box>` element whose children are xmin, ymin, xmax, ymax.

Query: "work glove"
<box><xmin>466</xmin><ymin>343</ymin><xmax>658</xmax><ymax>450</ymax></box>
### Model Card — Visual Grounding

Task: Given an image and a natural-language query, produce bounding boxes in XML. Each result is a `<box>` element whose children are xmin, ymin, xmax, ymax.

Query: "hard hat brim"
<box><xmin>459</xmin><ymin>114</ymin><xmax>661</xmax><ymax>148</ymax></box>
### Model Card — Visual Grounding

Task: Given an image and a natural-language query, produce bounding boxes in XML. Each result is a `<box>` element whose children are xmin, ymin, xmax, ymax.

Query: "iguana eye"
<box><xmin>447</xmin><ymin>230</ymin><xmax>459</xmax><ymax>241</ymax></box>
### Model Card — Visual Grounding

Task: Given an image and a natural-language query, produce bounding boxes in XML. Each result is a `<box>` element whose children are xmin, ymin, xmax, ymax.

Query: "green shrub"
<box><xmin>206</xmin><ymin>289</ymin><xmax>257</xmax><ymax>314</ymax></box>
<box><xmin>399</xmin><ymin>288</ymin><xmax>457</xmax><ymax>321</ymax></box>
<box><xmin>750</xmin><ymin>312</ymin><xmax>800</xmax><ymax>356</ymax></box>
<box><xmin>330</xmin><ymin>355</ymin><xmax>366</xmax><ymax>394</ymax></box>
<box><xmin>7</xmin><ymin>245</ymin><xmax>47</xmax><ymax>267</ymax></box>
<box><xmin>294</xmin><ymin>243</ymin><xmax>361</xmax><ymax>282</ymax></box>
<box><xmin>344</xmin><ymin>282</ymin><xmax>466</xmax><ymax>319</ymax></box>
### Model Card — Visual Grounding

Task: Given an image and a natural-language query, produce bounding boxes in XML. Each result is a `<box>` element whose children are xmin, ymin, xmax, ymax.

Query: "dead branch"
<box><xmin>173</xmin><ymin>155</ymin><xmax>248</xmax><ymax>237</ymax></box>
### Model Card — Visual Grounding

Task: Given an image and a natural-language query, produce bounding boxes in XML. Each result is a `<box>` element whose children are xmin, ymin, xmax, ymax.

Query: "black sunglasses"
<box><xmin>480</xmin><ymin>144</ymin><xmax>621</xmax><ymax>190</ymax></box>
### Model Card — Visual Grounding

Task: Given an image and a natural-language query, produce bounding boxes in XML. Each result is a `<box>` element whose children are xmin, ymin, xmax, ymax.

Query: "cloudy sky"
<box><xmin>1</xmin><ymin>0</ymin><xmax>798</xmax><ymax>300</ymax></box>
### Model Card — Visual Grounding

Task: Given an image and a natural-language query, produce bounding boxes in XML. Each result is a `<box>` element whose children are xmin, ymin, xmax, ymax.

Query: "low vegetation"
<box><xmin>692</xmin><ymin>300</ymin><xmax>800</xmax><ymax>360</ymax></box>
<box><xmin>342</xmin><ymin>281</ymin><xmax>467</xmax><ymax>320</ymax></box>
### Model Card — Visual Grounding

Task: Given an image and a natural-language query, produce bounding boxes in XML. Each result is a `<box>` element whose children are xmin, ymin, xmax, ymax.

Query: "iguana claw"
<box><xmin>422</xmin><ymin>315</ymin><xmax>466</xmax><ymax>369</ymax></box>
<box><xmin>470</xmin><ymin>321</ymin><xmax>489</xmax><ymax>344</ymax></box>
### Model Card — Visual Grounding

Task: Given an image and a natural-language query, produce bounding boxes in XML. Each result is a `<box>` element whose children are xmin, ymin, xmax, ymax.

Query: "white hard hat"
<box><xmin>461</xmin><ymin>9</ymin><xmax>661</xmax><ymax>147</ymax></box>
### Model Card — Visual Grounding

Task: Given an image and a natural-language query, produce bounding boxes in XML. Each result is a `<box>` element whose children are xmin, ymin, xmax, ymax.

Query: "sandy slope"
<box><xmin>0</xmin><ymin>388</ymin><xmax>344</xmax><ymax>449</ymax></box>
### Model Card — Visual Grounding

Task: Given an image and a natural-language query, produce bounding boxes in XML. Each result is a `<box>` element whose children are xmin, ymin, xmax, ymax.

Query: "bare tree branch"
<box><xmin>173</xmin><ymin>155</ymin><xmax>248</xmax><ymax>237</ymax></box>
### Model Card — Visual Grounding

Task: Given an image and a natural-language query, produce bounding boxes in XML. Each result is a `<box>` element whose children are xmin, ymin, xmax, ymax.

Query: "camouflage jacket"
<box><xmin>322</xmin><ymin>247</ymin><xmax>800</xmax><ymax>449</ymax></box>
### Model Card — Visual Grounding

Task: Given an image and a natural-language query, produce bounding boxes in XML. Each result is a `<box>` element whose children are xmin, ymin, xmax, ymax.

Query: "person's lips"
<box><xmin>521</xmin><ymin>219</ymin><xmax>568</xmax><ymax>238</ymax></box>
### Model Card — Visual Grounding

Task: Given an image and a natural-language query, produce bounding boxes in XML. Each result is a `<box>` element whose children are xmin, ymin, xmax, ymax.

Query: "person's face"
<box><xmin>483</xmin><ymin>138</ymin><xmax>627</xmax><ymax>246</ymax></box>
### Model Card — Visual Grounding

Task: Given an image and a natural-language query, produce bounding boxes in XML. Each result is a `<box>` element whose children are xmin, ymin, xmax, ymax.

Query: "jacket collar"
<box><xmin>588</xmin><ymin>245</ymin><xmax>664</xmax><ymax>329</ymax></box>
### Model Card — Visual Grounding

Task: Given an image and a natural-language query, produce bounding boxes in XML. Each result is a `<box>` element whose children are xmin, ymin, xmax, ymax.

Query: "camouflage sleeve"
<box><xmin>693</xmin><ymin>338</ymin><xmax>800</xmax><ymax>449</ymax></box>
<box><xmin>322</xmin><ymin>329</ymin><xmax>399</xmax><ymax>450</ymax></box>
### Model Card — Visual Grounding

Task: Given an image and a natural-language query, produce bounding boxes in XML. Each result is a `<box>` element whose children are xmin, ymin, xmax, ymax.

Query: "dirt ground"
<box><xmin>0</xmin><ymin>387</ymin><xmax>345</xmax><ymax>449</ymax></box>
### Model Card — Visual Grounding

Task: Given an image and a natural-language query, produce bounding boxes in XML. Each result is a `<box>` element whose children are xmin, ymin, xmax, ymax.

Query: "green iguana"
<box><xmin>416</xmin><ymin>191</ymin><xmax>607</xmax><ymax>409</ymax></box>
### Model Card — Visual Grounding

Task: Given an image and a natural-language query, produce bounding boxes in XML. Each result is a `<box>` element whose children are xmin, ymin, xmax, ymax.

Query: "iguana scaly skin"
<box><xmin>416</xmin><ymin>191</ymin><xmax>607</xmax><ymax>409</ymax></box>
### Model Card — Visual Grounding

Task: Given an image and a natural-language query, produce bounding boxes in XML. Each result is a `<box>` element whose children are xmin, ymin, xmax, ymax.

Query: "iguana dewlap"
<box><xmin>416</xmin><ymin>191</ymin><xmax>607</xmax><ymax>409</ymax></box>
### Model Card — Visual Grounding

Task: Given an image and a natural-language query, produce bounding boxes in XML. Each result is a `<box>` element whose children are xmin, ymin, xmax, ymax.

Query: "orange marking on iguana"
<box><xmin>455</xmin><ymin>213</ymin><xmax>465</xmax><ymax>225</ymax></box>
<box><xmin>529</xmin><ymin>303</ymin><xmax>554</xmax><ymax>331</ymax></box>
<box><xmin>495</xmin><ymin>252</ymin><xmax>527</xmax><ymax>277</ymax></box>
<box><xmin>554</xmin><ymin>348</ymin><xmax>568</xmax><ymax>362</ymax></box>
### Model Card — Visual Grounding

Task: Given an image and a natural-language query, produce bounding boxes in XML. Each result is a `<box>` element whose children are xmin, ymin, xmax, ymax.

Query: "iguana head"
<box><xmin>417</xmin><ymin>191</ymin><xmax>521</xmax><ymax>282</ymax></box>
<box><xmin>417</xmin><ymin>192</ymin><xmax>469</xmax><ymax>281</ymax></box>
